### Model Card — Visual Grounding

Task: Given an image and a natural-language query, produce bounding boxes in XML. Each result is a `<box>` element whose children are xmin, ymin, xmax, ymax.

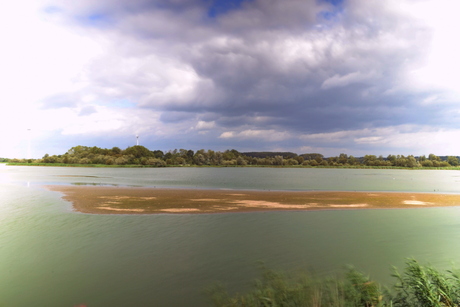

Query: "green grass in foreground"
<box><xmin>205</xmin><ymin>259</ymin><xmax>460</xmax><ymax>307</ymax></box>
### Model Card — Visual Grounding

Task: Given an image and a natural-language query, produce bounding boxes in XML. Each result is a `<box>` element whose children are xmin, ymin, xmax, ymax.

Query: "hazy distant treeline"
<box><xmin>3</xmin><ymin>145</ymin><xmax>460</xmax><ymax>167</ymax></box>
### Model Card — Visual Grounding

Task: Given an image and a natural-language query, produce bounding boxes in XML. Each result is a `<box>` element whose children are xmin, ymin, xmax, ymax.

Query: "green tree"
<box><xmin>273</xmin><ymin>155</ymin><xmax>284</xmax><ymax>166</ymax></box>
<box><xmin>428</xmin><ymin>153</ymin><xmax>441</xmax><ymax>161</ymax></box>
<box><xmin>338</xmin><ymin>153</ymin><xmax>348</xmax><ymax>164</ymax></box>
<box><xmin>363</xmin><ymin>155</ymin><xmax>377</xmax><ymax>166</ymax></box>
<box><xmin>447</xmin><ymin>156</ymin><xmax>459</xmax><ymax>166</ymax></box>
<box><xmin>123</xmin><ymin>146</ymin><xmax>152</xmax><ymax>159</ymax></box>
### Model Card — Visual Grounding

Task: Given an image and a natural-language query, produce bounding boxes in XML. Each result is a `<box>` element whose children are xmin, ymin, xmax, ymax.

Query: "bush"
<box><xmin>391</xmin><ymin>259</ymin><xmax>460</xmax><ymax>307</ymax></box>
<box><xmin>205</xmin><ymin>265</ymin><xmax>384</xmax><ymax>307</ymax></box>
<box><xmin>205</xmin><ymin>259</ymin><xmax>460</xmax><ymax>307</ymax></box>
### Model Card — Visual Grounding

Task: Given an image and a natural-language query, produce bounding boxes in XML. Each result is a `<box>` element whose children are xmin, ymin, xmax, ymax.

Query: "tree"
<box><xmin>406</xmin><ymin>156</ymin><xmax>418</xmax><ymax>168</ymax></box>
<box><xmin>428</xmin><ymin>153</ymin><xmax>441</xmax><ymax>161</ymax></box>
<box><xmin>421</xmin><ymin>160</ymin><xmax>433</xmax><ymax>167</ymax></box>
<box><xmin>363</xmin><ymin>155</ymin><xmax>377</xmax><ymax>166</ymax></box>
<box><xmin>236</xmin><ymin>156</ymin><xmax>247</xmax><ymax>165</ymax></box>
<box><xmin>348</xmin><ymin>155</ymin><xmax>358</xmax><ymax>165</ymax></box>
<box><xmin>110</xmin><ymin>147</ymin><xmax>122</xmax><ymax>155</ymax></box>
<box><xmin>123</xmin><ymin>146</ymin><xmax>152</xmax><ymax>159</ymax></box>
<box><xmin>153</xmin><ymin>150</ymin><xmax>164</xmax><ymax>159</ymax></box>
<box><xmin>273</xmin><ymin>155</ymin><xmax>284</xmax><ymax>166</ymax></box>
<box><xmin>338</xmin><ymin>153</ymin><xmax>348</xmax><ymax>164</ymax></box>
<box><xmin>447</xmin><ymin>156</ymin><xmax>459</xmax><ymax>166</ymax></box>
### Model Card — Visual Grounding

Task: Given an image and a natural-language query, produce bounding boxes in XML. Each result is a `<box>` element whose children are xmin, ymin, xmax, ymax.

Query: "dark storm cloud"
<box><xmin>39</xmin><ymin>0</ymin><xmax>455</xmax><ymax>155</ymax></box>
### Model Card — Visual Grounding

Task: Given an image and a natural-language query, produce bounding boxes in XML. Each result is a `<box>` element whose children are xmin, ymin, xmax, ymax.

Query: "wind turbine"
<box><xmin>27</xmin><ymin>129</ymin><xmax>31</xmax><ymax>159</ymax></box>
<box><xmin>136</xmin><ymin>135</ymin><xmax>139</xmax><ymax>146</ymax></box>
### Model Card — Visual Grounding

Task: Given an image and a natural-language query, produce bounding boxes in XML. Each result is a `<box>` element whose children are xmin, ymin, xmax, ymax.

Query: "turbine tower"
<box><xmin>136</xmin><ymin>135</ymin><xmax>139</xmax><ymax>146</ymax></box>
<box><xmin>27</xmin><ymin>129</ymin><xmax>31</xmax><ymax>159</ymax></box>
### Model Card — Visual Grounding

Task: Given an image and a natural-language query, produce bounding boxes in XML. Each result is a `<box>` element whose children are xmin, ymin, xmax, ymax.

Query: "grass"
<box><xmin>205</xmin><ymin>259</ymin><xmax>460</xmax><ymax>307</ymax></box>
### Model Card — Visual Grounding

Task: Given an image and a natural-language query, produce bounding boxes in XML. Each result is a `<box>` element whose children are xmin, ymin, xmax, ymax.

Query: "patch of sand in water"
<box><xmin>160</xmin><ymin>208</ymin><xmax>201</xmax><ymax>212</ymax></box>
<box><xmin>98</xmin><ymin>196</ymin><xmax>131</xmax><ymax>200</ymax></box>
<box><xmin>329</xmin><ymin>204</ymin><xmax>369</xmax><ymax>208</ymax></box>
<box><xmin>96</xmin><ymin>207</ymin><xmax>145</xmax><ymax>212</ymax></box>
<box><xmin>211</xmin><ymin>206</ymin><xmax>239</xmax><ymax>211</ymax></box>
<box><xmin>229</xmin><ymin>200</ymin><xmax>309</xmax><ymax>209</ymax></box>
<box><xmin>99</xmin><ymin>201</ymin><xmax>122</xmax><ymax>206</ymax></box>
<box><xmin>402</xmin><ymin>200</ymin><xmax>433</xmax><ymax>205</ymax></box>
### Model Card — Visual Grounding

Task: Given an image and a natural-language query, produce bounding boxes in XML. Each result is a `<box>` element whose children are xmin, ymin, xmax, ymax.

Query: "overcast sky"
<box><xmin>2</xmin><ymin>0</ymin><xmax>460</xmax><ymax>158</ymax></box>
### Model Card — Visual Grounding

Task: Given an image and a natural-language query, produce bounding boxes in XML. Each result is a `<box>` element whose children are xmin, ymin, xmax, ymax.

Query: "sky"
<box><xmin>2</xmin><ymin>0</ymin><xmax>460</xmax><ymax>158</ymax></box>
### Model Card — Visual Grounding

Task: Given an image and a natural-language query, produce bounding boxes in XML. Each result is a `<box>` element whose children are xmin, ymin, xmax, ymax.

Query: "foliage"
<box><xmin>390</xmin><ymin>259</ymin><xmax>460</xmax><ymax>307</ymax></box>
<box><xmin>205</xmin><ymin>265</ymin><xmax>384</xmax><ymax>307</ymax></box>
<box><xmin>243</xmin><ymin>152</ymin><xmax>299</xmax><ymax>159</ymax></box>
<box><xmin>6</xmin><ymin>145</ymin><xmax>460</xmax><ymax>168</ymax></box>
<box><xmin>205</xmin><ymin>259</ymin><xmax>460</xmax><ymax>307</ymax></box>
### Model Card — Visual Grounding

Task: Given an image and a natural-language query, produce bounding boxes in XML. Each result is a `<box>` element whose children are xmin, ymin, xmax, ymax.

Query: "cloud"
<box><xmin>195</xmin><ymin>121</ymin><xmax>216</xmax><ymax>130</ymax></box>
<box><xmin>321</xmin><ymin>71</ymin><xmax>375</xmax><ymax>89</ymax></box>
<box><xmin>78</xmin><ymin>106</ymin><xmax>97</xmax><ymax>116</ymax></box>
<box><xmin>2</xmin><ymin>0</ymin><xmax>460</xmax><ymax>158</ymax></box>
<box><xmin>219</xmin><ymin>129</ymin><xmax>291</xmax><ymax>141</ymax></box>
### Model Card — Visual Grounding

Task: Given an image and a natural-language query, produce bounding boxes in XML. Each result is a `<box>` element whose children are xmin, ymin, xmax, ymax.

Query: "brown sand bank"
<box><xmin>46</xmin><ymin>185</ymin><xmax>460</xmax><ymax>214</ymax></box>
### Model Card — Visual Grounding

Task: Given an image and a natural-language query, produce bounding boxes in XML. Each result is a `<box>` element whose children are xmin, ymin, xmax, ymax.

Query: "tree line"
<box><xmin>4</xmin><ymin>145</ymin><xmax>460</xmax><ymax>167</ymax></box>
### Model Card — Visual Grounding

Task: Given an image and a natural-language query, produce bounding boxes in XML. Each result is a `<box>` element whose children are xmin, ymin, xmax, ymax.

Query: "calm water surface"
<box><xmin>1</xmin><ymin>166</ymin><xmax>460</xmax><ymax>306</ymax></box>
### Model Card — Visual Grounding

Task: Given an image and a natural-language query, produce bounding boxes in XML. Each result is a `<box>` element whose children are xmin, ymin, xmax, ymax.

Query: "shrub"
<box><xmin>205</xmin><ymin>259</ymin><xmax>460</xmax><ymax>307</ymax></box>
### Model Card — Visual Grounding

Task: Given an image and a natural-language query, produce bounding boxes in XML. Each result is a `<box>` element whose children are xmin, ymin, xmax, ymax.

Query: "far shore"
<box><xmin>8</xmin><ymin>162</ymin><xmax>460</xmax><ymax>170</ymax></box>
<box><xmin>46</xmin><ymin>185</ymin><xmax>460</xmax><ymax>214</ymax></box>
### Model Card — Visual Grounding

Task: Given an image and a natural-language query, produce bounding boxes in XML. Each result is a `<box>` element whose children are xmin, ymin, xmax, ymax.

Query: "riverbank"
<box><xmin>46</xmin><ymin>185</ymin><xmax>460</xmax><ymax>214</ymax></box>
<box><xmin>9</xmin><ymin>162</ymin><xmax>460</xmax><ymax>170</ymax></box>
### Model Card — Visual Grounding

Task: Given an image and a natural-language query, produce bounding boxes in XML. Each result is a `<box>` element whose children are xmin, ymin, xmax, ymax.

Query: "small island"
<box><xmin>46</xmin><ymin>185</ymin><xmax>460</xmax><ymax>214</ymax></box>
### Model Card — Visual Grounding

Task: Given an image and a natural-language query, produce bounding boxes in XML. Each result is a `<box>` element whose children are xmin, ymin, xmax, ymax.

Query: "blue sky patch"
<box><xmin>207</xmin><ymin>0</ymin><xmax>253</xmax><ymax>18</ymax></box>
<box><xmin>317</xmin><ymin>0</ymin><xmax>344</xmax><ymax>22</ymax></box>
<box><xmin>43</xmin><ymin>6</ymin><xmax>62</xmax><ymax>14</ymax></box>
<box><xmin>320</xmin><ymin>0</ymin><xmax>344</xmax><ymax>6</ymax></box>
<box><xmin>74</xmin><ymin>12</ymin><xmax>113</xmax><ymax>28</ymax></box>
<box><xmin>112</xmin><ymin>99</ymin><xmax>136</xmax><ymax>109</ymax></box>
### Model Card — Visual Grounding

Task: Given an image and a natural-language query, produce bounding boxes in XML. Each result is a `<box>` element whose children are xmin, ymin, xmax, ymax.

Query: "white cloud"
<box><xmin>195</xmin><ymin>121</ymin><xmax>216</xmax><ymax>130</ymax></box>
<box><xmin>219</xmin><ymin>129</ymin><xmax>291</xmax><ymax>141</ymax></box>
<box><xmin>300</xmin><ymin>125</ymin><xmax>460</xmax><ymax>156</ymax></box>
<box><xmin>396</xmin><ymin>0</ymin><xmax>460</xmax><ymax>95</ymax></box>
<box><xmin>354</xmin><ymin>136</ymin><xmax>384</xmax><ymax>144</ymax></box>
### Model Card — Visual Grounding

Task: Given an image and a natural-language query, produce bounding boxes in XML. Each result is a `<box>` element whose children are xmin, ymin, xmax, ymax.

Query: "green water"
<box><xmin>1</xmin><ymin>166</ymin><xmax>460</xmax><ymax>306</ymax></box>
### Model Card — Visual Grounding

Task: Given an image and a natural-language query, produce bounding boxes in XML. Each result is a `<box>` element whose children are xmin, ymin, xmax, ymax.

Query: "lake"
<box><xmin>1</xmin><ymin>166</ymin><xmax>460</xmax><ymax>306</ymax></box>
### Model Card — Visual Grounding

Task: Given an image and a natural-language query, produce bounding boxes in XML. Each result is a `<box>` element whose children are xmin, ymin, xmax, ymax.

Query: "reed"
<box><xmin>205</xmin><ymin>259</ymin><xmax>460</xmax><ymax>307</ymax></box>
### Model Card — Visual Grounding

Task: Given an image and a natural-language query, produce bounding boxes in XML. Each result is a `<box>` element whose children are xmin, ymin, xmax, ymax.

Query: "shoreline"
<box><xmin>46</xmin><ymin>185</ymin><xmax>460</xmax><ymax>214</ymax></box>
<box><xmin>8</xmin><ymin>163</ymin><xmax>460</xmax><ymax>170</ymax></box>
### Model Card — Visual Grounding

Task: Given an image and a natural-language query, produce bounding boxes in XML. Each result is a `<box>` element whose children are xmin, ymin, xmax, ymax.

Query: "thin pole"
<box><xmin>27</xmin><ymin>129</ymin><xmax>31</xmax><ymax>159</ymax></box>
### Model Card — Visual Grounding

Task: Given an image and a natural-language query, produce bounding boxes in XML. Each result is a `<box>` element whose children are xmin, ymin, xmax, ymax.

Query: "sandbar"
<box><xmin>45</xmin><ymin>185</ymin><xmax>460</xmax><ymax>214</ymax></box>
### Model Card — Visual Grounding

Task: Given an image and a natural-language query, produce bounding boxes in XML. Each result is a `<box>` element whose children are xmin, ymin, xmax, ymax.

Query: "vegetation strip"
<box><xmin>206</xmin><ymin>259</ymin><xmax>460</xmax><ymax>307</ymax></box>
<box><xmin>4</xmin><ymin>145</ymin><xmax>460</xmax><ymax>168</ymax></box>
<box><xmin>46</xmin><ymin>186</ymin><xmax>460</xmax><ymax>214</ymax></box>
